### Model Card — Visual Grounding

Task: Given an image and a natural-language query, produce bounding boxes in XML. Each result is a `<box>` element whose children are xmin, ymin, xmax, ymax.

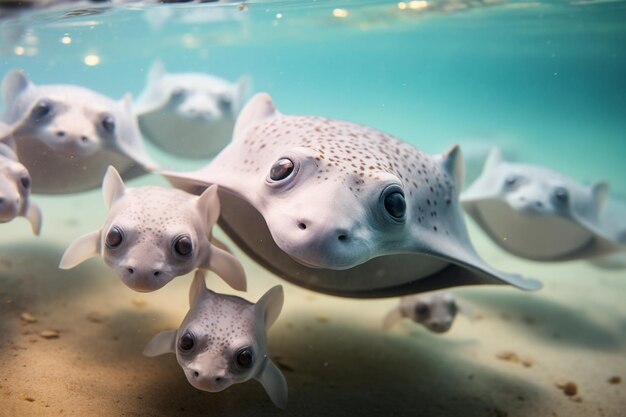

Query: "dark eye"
<box><xmin>171</xmin><ymin>88</ymin><xmax>185</xmax><ymax>100</ymax></box>
<box><xmin>20</xmin><ymin>175</ymin><xmax>31</xmax><ymax>189</ymax></box>
<box><xmin>101</xmin><ymin>114</ymin><xmax>115</xmax><ymax>134</ymax></box>
<box><xmin>384</xmin><ymin>191</ymin><xmax>406</xmax><ymax>219</ymax></box>
<box><xmin>218</xmin><ymin>96</ymin><xmax>232</xmax><ymax>111</ymax></box>
<box><xmin>415</xmin><ymin>303</ymin><xmax>430</xmax><ymax>318</ymax></box>
<box><xmin>173</xmin><ymin>235</ymin><xmax>193</xmax><ymax>257</ymax></box>
<box><xmin>105</xmin><ymin>226</ymin><xmax>123</xmax><ymax>248</ymax></box>
<box><xmin>235</xmin><ymin>347</ymin><xmax>254</xmax><ymax>369</ymax></box>
<box><xmin>505</xmin><ymin>175</ymin><xmax>518</xmax><ymax>187</ymax></box>
<box><xmin>448</xmin><ymin>301</ymin><xmax>458</xmax><ymax>317</ymax></box>
<box><xmin>269</xmin><ymin>158</ymin><xmax>294</xmax><ymax>181</ymax></box>
<box><xmin>553</xmin><ymin>187</ymin><xmax>568</xmax><ymax>203</ymax></box>
<box><xmin>32</xmin><ymin>100</ymin><xmax>52</xmax><ymax>121</ymax></box>
<box><xmin>179</xmin><ymin>332</ymin><xmax>195</xmax><ymax>352</ymax></box>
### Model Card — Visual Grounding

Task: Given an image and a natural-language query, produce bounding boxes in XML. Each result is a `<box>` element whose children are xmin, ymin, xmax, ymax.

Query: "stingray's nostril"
<box><xmin>153</xmin><ymin>271</ymin><xmax>160</xmax><ymax>277</ymax></box>
<box><xmin>193</xmin><ymin>371</ymin><xmax>199</xmax><ymax>378</ymax></box>
<box><xmin>338</xmin><ymin>234</ymin><xmax>348</xmax><ymax>242</ymax></box>
<box><xmin>56</xmin><ymin>131</ymin><xmax>65</xmax><ymax>137</ymax></box>
<box><xmin>80</xmin><ymin>135</ymin><xmax>89</xmax><ymax>143</ymax></box>
<box><xmin>297</xmin><ymin>222</ymin><xmax>307</xmax><ymax>230</ymax></box>
<box><xmin>215</xmin><ymin>377</ymin><xmax>222</xmax><ymax>383</ymax></box>
<box><xmin>127</xmin><ymin>267</ymin><xmax>134</xmax><ymax>274</ymax></box>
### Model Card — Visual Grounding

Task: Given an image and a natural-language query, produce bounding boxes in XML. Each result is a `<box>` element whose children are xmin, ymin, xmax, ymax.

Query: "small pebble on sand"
<box><xmin>20</xmin><ymin>312</ymin><xmax>37</xmax><ymax>324</ymax></box>
<box><xmin>39</xmin><ymin>330</ymin><xmax>60</xmax><ymax>339</ymax></box>
<box><xmin>132</xmin><ymin>298</ymin><xmax>147</xmax><ymax>308</ymax></box>
<box><xmin>496</xmin><ymin>351</ymin><xmax>519</xmax><ymax>363</ymax></box>
<box><xmin>86</xmin><ymin>311</ymin><xmax>107</xmax><ymax>323</ymax></box>
<box><xmin>556</xmin><ymin>381</ymin><xmax>578</xmax><ymax>397</ymax></box>
<box><xmin>24</xmin><ymin>396</ymin><xmax>35</xmax><ymax>402</ymax></box>
<box><xmin>608</xmin><ymin>376</ymin><xmax>621</xmax><ymax>384</ymax></box>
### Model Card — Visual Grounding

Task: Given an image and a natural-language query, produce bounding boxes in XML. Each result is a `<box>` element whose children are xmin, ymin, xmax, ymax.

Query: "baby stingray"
<box><xmin>161</xmin><ymin>93</ymin><xmax>541</xmax><ymax>298</ymax></box>
<box><xmin>382</xmin><ymin>291</ymin><xmax>469</xmax><ymax>334</ymax></box>
<box><xmin>59</xmin><ymin>166</ymin><xmax>246</xmax><ymax>293</ymax></box>
<box><xmin>0</xmin><ymin>124</ymin><xmax>40</xmax><ymax>234</ymax></box>
<box><xmin>134</xmin><ymin>61</ymin><xmax>247</xmax><ymax>159</ymax></box>
<box><xmin>143</xmin><ymin>271</ymin><xmax>288</xmax><ymax>408</ymax></box>
<box><xmin>1</xmin><ymin>70</ymin><xmax>157</xmax><ymax>194</ymax></box>
<box><xmin>461</xmin><ymin>149</ymin><xmax>624</xmax><ymax>261</ymax></box>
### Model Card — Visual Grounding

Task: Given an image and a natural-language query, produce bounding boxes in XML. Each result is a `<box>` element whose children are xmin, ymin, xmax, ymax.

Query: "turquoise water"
<box><xmin>1</xmin><ymin>1</ymin><xmax>626</xmax><ymax>416</ymax></box>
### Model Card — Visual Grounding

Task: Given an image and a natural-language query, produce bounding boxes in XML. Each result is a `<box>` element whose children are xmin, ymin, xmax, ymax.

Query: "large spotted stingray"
<box><xmin>1</xmin><ymin>70</ymin><xmax>156</xmax><ymax>194</ymax></box>
<box><xmin>161</xmin><ymin>93</ymin><xmax>541</xmax><ymax>298</ymax></box>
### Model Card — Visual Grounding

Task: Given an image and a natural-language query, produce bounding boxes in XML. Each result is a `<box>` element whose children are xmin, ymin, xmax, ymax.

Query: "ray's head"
<box><xmin>0</xmin><ymin>145</ymin><xmax>32</xmax><ymax>223</ymax></box>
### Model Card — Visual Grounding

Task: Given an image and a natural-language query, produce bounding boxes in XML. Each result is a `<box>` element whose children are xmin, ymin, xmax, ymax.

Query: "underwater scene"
<box><xmin>0</xmin><ymin>0</ymin><xmax>625</xmax><ymax>416</ymax></box>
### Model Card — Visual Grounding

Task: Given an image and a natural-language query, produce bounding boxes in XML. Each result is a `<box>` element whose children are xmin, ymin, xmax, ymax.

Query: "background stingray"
<box><xmin>134</xmin><ymin>61</ymin><xmax>248</xmax><ymax>159</ymax></box>
<box><xmin>162</xmin><ymin>93</ymin><xmax>541</xmax><ymax>298</ymax></box>
<box><xmin>1</xmin><ymin>70</ymin><xmax>157</xmax><ymax>194</ymax></box>
<box><xmin>461</xmin><ymin>149</ymin><xmax>624</xmax><ymax>261</ymax></box>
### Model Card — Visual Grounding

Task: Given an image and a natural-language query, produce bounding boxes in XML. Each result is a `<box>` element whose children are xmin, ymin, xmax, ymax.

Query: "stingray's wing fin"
<box><xmin>203</xmin><ymin>245</ymin><xmax>247</xmax><ymax>291</ymax></box>
<box><xmin>255</xmin><ymin>359</ymin><xmax>288</xmax><ymax>409</ymax></box>
<box><xmin>189</xmin><ymin>270</ymin><xmax>207</xmax><ymax>307</ymax></box>
<box><xmin>59</xmin><ymin>230</ymin><xmax>101</xmax><ymax>269</ymax></box>
<box><xmin>114</xmin><ymin>94</ymin><xmax>159</xmax><ymax>171</ymax></box>
<box><xmin>143</xmin><ymin>330</ymin><xmax>176</xmax><ymax>357</ymax></box>
<box><xmin>255</xmin><ymin>285</ymin><xmax>284</xmax><ymax>330</ymax></box>
<box><xmin>232</xmin><ymin>92</ymin><xmax>279</xmax><ymax>141</ymax></box>
<box><xmin>2</xmin><ymin>70</ymin><xmax>31</xmax><ymax>115</ymax></box>
<box><xmin>197</xmin><ymin>184</ymin><xmax>220</xmax><ymax>230</ymax></box>
<box><xmin>382</xmin><ymin>304</ymin><xmax>403</xmax><ymax>330</ymax></box>
<box><xmin>24</xmin><ymin>201</ymin><xmax>42</xmax><ymax>236</ymax></box>
<box><xmin>102</xmin><ymin>166</ymin><xmax>126</xmax><ymax>210</ymax></box>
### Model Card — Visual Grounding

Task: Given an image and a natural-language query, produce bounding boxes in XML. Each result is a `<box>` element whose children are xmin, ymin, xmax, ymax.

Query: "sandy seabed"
<box><xmin>0</xmin><ymin>176</ymin><xmax>625</xmax><ymax>417</ymax></box>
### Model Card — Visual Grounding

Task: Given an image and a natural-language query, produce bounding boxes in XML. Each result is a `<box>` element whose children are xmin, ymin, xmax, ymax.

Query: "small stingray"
<box><xmin>461</xmin><ymin>149</ymin><xmax>623</xmax><ymax>261</ymax></box>
<box><xmin>161</xmin><ymin>93</ymin><xmax>540</xmax><ymax>298</ymax></box>
<box><xmin>134</xmin><ymin>61</ymin><xmax>247</xmax><ymax>159</ymax></box>
<box><xmin>382</xmin><ymin>291</ymin><xmax>471</xmax><ymax>334</ymax></box>
<box><xmin>59</xmin><ymin>166</ymin><xmax>246</xmax><ymax>293</ymax></box>
<box><xmin>1</xmin><ymin>70</ymin><xmax>157</xmax><ymax>194</ymax></box>
<box><xmin>144</xmin><ymin>270</ymin><xmax>288</xmax><ymax>408</ymax></box>
<box><xmin>0</xmin><ymin>123</ymin><xmax>40</xmax><ymax>234</ymax></box>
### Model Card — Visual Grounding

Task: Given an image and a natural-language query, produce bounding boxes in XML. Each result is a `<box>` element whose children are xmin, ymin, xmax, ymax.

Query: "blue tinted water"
<box><xmin>1</xmin><ymin>1</ymin><xmax>625</xmax><ymax>416</ymax></box>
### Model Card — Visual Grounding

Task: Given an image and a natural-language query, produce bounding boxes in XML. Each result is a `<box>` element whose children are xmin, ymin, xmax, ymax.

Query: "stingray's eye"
<box><xmin>173</xmin><ymin>235</ymin><xmax>193</xmax><ymax>257</ymax></box>
<box><xmin>269</xmin><ymin>158</ymin><xmax>295</xmax><ymax>182</ymax></box>
<box><xmin>101</xmin><ymin>114</ymin><xmax>116</xmax><ymax>135</ymax></box>
<box><xmin>414</xmin><ymin>303</ymin><xmax>430</xmax><ymax>318</ymax></box>
<box><xmin>218</xmin><ymin>96</ymin><xmax>232</xmax><ymax>111</ymax></box>
<box><xmin>32</xmin><ymin>100</ymin><xmax>52</xmax><ymax>121</ymax></box>
<box><xmin>553</xmin><ymin>187</ymin><xmax>569</xmax><ymax>203</ymax></box>
<box><xmin>381</xmin><ymin>185</ymin><xmax>406</xmax><ymax>222</ymax></box>
<box><xmin>171</xmin><ymin>88</ymin><xmax>186</xmax><ymax>100</ymax></box>
<box><xmin>504</xmin><ymin>175</ymin><xmax>518</xmax><ymax>188</ymax></box>
<box><xmin>235</xmin><ymin>347</ymin><xmax>254</xmax><ymax>369</ymax></box>
<box><xmin>20</xmin><ymin>174</ymin><xmax>31</xmax><ymax>190</ymax></box>
<box><xmin>179</xmin><ymin>332</ymin><xmax>195</xmax><ymax>352</ymax></box>
<box><xmin>105</xmin><ymin>226</ymin><xmax>124</xmax><ymax>248</ymax></box>
<box><xmin>448</xmin><ymin>301</ymin><xmax>458</xmax><ymax>317</ymax></box>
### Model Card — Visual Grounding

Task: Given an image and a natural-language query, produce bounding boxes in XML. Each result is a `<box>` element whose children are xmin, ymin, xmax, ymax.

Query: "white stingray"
<box><xmin>59</xmin><ymin>166</ymin><xmax>246</xmax><ymax>293</ymax></box>
<box><xmin>144</xmin><ymin>270</ymin><xmax>287</xmax><ymax>408</ymax></box>
<box><xmin>0</xmin><ymin>123</ymin><xmax>41</xmax><ymax>234</ymax></box>
<box><xmin>1</xmin><ymin>70</ymin><xmax>157</xmax><ymax>194</ymax></box>
<box><xmin>160</xmin><ymin>93</ymin><xmax>541</xmax><ymax>298</ymax></box>
<box><xmin>461</xmin><ymin>149</ymin><xmax>624</xmax><ymax>261</ymax></box>
<box><xmin>134</xmin><ymin>61</ymin><xmax>247</xmax><ymax>159</ymax></box>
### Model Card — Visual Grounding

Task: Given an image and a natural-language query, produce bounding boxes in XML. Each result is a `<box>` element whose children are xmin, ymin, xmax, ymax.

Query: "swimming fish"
<box><xmin>59</xmin><ymin>166</ymin><xmax>246</xmax><ymax>293</ymax></box>
<box><xmin>0</xmin><ymin>123</ymin><xmax>41</xmax><ymax>235</ymax></box>
<box><xmin>134</xmin><ymin>61</ymin><xmax>247</xmax><ymax>158</ymax></box>
<box><xmin>143</xmin><ymin>270</ymin><xmax>288</xmax><ymax>408</ymax></box>
<box><xmin>382</xmin><ymin>291</ymin><xmax>468</xmax><ymax>334</ymax></box>
<box><xmin>161</xmin><ymin>93</ymin><xmax>541</xmax><ymax>298</ymax></box>
<box><xmin>1</xmin><ymin>70</ymin><xmax>157</xmax><ymax>194</ymax></box>
<box><xmin>461</xmin><ymin>149</ymin><xmax>623</xmax><ymax>261</ymax></box>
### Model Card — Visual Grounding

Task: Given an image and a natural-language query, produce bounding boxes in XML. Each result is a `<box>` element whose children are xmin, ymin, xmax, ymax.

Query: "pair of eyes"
<box><xmin>170</xmin><ymin>89</ymin><xmax>232</xmax><ymax>109</ymax></box>
<box><xmin>31</xmin><ymin>99</ymin><xmax>116</xmax><ymax>135</ymax></box>
<box><xmin>268</xmin><ymin>157</ymin><xmax>407</xmax><ymax>220</ymax></box>
<box><xmin>504</xmin><ymin>175</ymin><xmax>569</xmax><ymax>203</ymax></box>
<box><xmin>414</xmin><ymin>301</ymin><xmax>458</xmax><ymax>318</ymax></box>
<box><xmin>179</xmin><ymin>332</ymin><xmax>254</xmax><ymax>369</ymax></box>
<box><xmin>105</xmin><ymin>226</ymin><xmax>193</xmax><ymax>257</ymax></box>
